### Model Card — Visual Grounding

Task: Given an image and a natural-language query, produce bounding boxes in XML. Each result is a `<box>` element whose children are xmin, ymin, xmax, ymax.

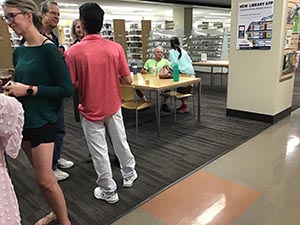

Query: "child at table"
<box><xmin>169</xmin><ymin>36</ymin><xmax>195</xmax><ymax>113</ymax></box>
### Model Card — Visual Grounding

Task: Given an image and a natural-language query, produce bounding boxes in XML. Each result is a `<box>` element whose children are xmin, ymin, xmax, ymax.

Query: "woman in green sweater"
<box><xmin>2</xmin><ymin>0</ymin><xmax>73</xmax><ymax>224</ymax></box>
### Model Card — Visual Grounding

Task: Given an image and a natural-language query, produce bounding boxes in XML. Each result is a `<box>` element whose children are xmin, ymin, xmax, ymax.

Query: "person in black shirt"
<box><xmin>39</xmin><ymin>1</ymin><xmax>74</xmax><ymax>181</ymax></box>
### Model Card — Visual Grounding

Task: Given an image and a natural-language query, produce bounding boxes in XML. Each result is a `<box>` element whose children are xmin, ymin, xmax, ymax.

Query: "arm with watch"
<box><xmin>1</xmin><ymin>82</ymin><xmax>37</xmax><ymax>97</ymax></box>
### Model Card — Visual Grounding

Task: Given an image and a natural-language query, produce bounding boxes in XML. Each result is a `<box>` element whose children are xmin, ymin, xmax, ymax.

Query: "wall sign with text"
<box><xmin>237</xmin><ymin>0</ymin><xmax>274</xmax><ymax>50</ymax></box>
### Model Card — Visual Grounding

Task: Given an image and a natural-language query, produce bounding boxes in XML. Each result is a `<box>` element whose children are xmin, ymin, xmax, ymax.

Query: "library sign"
<box><xmin>237</xmin><ymin>0</ymin><xmax>274</xmax><ymax>50</ymax></box>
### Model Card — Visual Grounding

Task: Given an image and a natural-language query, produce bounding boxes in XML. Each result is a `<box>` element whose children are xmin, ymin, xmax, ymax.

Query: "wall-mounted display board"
<box><xmin>141</xmin><ymin>20</ymin><xmax>151</xmax><ymax>63</ymax></box>
<box><xmin>236</xmin><ymin>0</ymin><xmax>274</xmax><ymax>50</ymax></box>
<box><xmin>281</xmin><ymin>0</ymin><xmax>300</xmax><ymax>79</ymax></box>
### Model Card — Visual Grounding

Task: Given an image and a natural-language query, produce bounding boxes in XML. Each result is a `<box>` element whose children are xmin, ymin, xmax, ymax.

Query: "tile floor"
<box><xmin>112</xmin><ymin>108</ymin><xmax>300</xmax><ymax>225</ymax></box>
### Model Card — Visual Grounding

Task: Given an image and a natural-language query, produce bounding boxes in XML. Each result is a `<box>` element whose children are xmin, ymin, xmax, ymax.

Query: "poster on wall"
<box><xmin>237</xmin><ymin>0</ymin><xmax>274</xmax><ymax>50</ymax></box>
<box><xmin>281</xmin><ymin>0</ymin><xmax>300</xmax><ymax>78</ymax></box>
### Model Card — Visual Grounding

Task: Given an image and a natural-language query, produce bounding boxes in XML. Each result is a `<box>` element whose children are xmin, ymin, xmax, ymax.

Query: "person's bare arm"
<box><xmin>120</xmin><ymin>75</ymin><xmax>132</xmax><ymax>85</ymax></box>
<box><xmin>140</xmin><ymin>68</ymin><xmax>148</xmax><ymax>74</ymax></box>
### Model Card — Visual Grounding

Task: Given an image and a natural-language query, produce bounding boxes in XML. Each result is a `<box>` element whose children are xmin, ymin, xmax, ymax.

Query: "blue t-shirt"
<box><xmin>169</xmin><ymin>49</ymin><xmax>194</xmax><ymax>75</ymax></box>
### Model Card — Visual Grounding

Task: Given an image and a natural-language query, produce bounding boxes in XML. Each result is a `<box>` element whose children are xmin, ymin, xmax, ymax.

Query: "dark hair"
<box><xmin>79</xmin><ymin>2</ymin><xmax>104</xmax><ymax>34</ymax></box>
<box><xmin>59</xmin><ymin>45</ymin><xmax>65</xmax><ymax>51</ymax></box>
<box><xmin>170</xmin><ymin>37</ymin><xmax>182</xmax><ymax>59</ymax></box>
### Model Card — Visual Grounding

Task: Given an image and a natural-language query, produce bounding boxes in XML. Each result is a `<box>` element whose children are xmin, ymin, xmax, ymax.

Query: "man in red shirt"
<box><xmin>65</xmin><ymin>2</ymin><xmax>137</xmax><ymax>204</ymax></box>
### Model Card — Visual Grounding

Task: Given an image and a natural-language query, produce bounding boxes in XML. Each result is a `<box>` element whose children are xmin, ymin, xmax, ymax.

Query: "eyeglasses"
<box><xmin>2</xmin><ymin>12</ymin><xmax>25</xmax><ymax>23</ymax></box>
<box><xmin>47</xmin><ymin>11</ymin><xmax>60</xmax><ymax>17</ymax></box>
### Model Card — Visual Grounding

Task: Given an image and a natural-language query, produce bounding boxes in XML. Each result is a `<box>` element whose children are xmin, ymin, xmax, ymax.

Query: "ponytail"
<box><xmin>170</xmin><ymin>37</ymin><xmax>182</xmax><ymax>59</ymax></box>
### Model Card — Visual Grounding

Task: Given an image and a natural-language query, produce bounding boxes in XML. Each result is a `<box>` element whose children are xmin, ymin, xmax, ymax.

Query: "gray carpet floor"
<box><xmin>8</xmin><ymin>73</ymin><xmax>281</xmax><ymax>225</ymax></box>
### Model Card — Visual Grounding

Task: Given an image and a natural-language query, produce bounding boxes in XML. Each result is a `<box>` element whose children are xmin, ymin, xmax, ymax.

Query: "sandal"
<box><xmin>34</xmin><ymin>212</ymin><xmax>57</xmax><ymax>225</ymax></box>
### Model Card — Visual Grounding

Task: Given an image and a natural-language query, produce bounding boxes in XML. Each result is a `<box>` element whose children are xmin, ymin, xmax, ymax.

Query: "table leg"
<box><xmin>221</xmin><ymin>67</ymin><xmax>223</xmax><ymax>86</ymax></box>
<box><xmin>156</xmin><ymin>90</ymin><xmax>161</xmax><ymax>137</ymax></box>
<box><xmin>198</xmin><ymin>82</ymin><xmax>201</xmax><ymax>122</ymax></box>
<box><xmin>174</xmin><ymin>88</ymin><xmax>177</xmax><ymax>123</ymax></box>
<box><xmin>211</xmin><ymin>66</ymin><xmax>214</xmax><ymax>86</ymax></box>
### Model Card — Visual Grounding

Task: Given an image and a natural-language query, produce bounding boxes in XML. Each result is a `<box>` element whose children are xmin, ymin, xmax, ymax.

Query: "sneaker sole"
<box><xmin>56</xmin><ymin>176</ymin><xmax>69</xmax><ymax>182</ymax></box>
<box><xmin>94</xmin><ymin>189</ymin><xmax>119</xmax><ymax>204</ymax></box>
<box><xmin>123</xmin><ymin>174</ymin><xmax>138</xmax><ymax>188</ymax></box>
<box><xmin>58</xmin><ymin>164</ymin><xmax>74</xmax><ymax>169</ymax></box>
<box><xmin>95</xmin><ymin>195</ymin><xmax>119</xmax><ymax>204</ymax></box>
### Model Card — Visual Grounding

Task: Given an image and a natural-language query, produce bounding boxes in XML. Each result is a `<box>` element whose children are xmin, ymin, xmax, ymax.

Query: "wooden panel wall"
<box><xmin>113</xmin><ymin>19</ymin><xmax>127</xmax><ymax>57</ymax></box>
<box><xmin>141</xmin><ymin>20</ymin><xmax>151</xmax><ymax>63</ymax></box>
<box><xmin>0</xmin><ymin>20</ymin><xmax>13</xmax><ymax>69</ymax></box>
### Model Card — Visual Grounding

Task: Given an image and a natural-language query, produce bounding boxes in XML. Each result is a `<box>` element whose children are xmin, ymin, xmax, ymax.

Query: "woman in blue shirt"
<box><xmin>169</xmin><ymin>37</ymin><xmax>194</xmax><ymax>113</ymax></box>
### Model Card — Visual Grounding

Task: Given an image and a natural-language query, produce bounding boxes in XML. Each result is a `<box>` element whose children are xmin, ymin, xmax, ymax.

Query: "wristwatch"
<box><xmin>26</xmin><ymin>85</ymin><xmax>34</xmax><ymax>96</ymax></box>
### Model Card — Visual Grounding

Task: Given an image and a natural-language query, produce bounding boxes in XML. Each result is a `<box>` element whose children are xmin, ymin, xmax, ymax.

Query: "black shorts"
<box><xmin>22</xmin><ymin>123</ymin><xmax>58</xmax><ymax>148</ymax></box>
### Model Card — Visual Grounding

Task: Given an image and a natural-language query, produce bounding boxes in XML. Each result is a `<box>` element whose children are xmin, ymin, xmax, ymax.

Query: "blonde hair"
<box><xmin>71</xmin><ymin>19</ymin><xmax>80</xmax><ymax>39</ymax></box>
<box><xmin>3</xmin><ymin>0</ymin><xmax>42</xmax><ymax>31</ymax></box>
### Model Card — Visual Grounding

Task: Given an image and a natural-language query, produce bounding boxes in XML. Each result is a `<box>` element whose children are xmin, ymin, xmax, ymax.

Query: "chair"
<box><xmin>121</xmin><ymin>85</ymin><xmax>156</xmax><ymax>137</ymax></box>
<box><xmin>163</xmin><ymin>87</ymin><xmax>195</xmax><ymax>122</ymax></box>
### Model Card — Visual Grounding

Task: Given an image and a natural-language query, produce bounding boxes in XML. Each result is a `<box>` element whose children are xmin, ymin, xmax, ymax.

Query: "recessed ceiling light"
<box><xmin>209</xmin><ymin>12</ymin><xmax>231</xmax><ymax>16</ymax></box>
<box><xmin>102</xmin><ymin>6</ymin><xmax>153</xmax><ymax>12</ymax></box>
<box><xmin>58</xmin><ymin>3</ymin><xmax>78</xmax><ymax>7</ymax></box>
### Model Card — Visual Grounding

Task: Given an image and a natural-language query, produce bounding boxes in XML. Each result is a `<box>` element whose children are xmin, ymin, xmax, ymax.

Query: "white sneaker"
<box><xmin>58</xmin><ymin>157</ymin><xmax>74</xmax><ymax>169</ymax></box>
<box><xmin>94</xmin><ymin>187</ymin><xmax>119</xmax><ymax>204</ymax></box>
<box><xmin>123</xmin><ymin>170</ymin><xmax>138</xmax><ymax>188</ymax></box>
<box><xmin>53</xmin><ymin>169</ymin><xmax>69</xmax><ymax>181</ymax></box>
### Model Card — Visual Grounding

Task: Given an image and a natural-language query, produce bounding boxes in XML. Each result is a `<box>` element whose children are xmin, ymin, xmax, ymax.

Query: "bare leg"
<box><xmin>22</xmin><ymin>141</ymin><xmax>33</xmax><ymax>165</ymax></box>
<box><xmin>23</xmin><ymin>143</ymin><xmax>71</xmax><ymax>225</ymax></box>
<box><xmin>181</xmin><ymin>97</ymin><xmax>188</xmax><ymax>106</ymax></box>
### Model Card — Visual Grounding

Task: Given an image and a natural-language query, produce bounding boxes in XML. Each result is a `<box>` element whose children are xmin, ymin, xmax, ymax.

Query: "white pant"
<box><xmin>81</xmin><ymin>108</ymin><xmax>136</xmax><ymax>193</ymax></box>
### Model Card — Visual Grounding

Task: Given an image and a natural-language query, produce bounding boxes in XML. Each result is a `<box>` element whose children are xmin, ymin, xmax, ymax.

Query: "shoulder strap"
<box><xmin>41</xmin><ymin>38</ymin><xmax>49</xmax><ymax>45</ymax></box>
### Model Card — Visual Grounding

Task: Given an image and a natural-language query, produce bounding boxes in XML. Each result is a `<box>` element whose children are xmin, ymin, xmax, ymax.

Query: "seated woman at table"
<box><xmin>169</xmin><ymin>36</ymin><xmax>195</xmax><ymax>113</ymax></box>
<box><xmin>138</xmin><ymin>46</ymin><xmax>172</xmax><ymax>112</ymax></box>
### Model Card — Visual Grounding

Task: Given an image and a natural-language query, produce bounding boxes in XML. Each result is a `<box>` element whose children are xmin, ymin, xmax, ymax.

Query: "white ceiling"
<box><xmin>0</xmin><ymin>0</ymin><xmax>231</xmax><ymax>26</ymax></box>
<box><xmin>56</xmin><ymin>0</ymin><xmax>231</xmax><ymax>25</ymax></box>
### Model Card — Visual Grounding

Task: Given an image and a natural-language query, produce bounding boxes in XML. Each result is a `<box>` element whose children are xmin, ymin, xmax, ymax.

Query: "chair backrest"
<box><xmin>121</xmin><ymin>86</ymin><xmax>136</xmax><ymax>101</ymax></box>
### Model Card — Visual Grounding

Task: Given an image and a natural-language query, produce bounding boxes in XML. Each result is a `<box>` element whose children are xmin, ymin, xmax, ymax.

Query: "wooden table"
<box><xmin>123</xmin><ymin>74</ymin><xmax>202</xmax><ymax>137</ymax></box>
<box><xmin>193</xmin><ymin>60</ymin><xmax>229</xmax><ymax>86</ymax></box>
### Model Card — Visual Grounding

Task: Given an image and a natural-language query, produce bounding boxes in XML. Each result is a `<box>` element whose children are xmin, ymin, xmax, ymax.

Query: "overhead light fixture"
<box><xmin>193</xmin><ymin>11</ymin><xmax>206</xmax><ymax>15</ymax></box>
<box><xmin>204</xmin><ymin>15</ymin><xmax>227</xmax><ymax>19</ymax></box>
<box><xmin>209</xmin><ymin>12</ymin><xmax>231</xmax><ymax>16</ymax></box>
<box><xmin>60</xmin><ymin>9</ymin><xmax>79</xmax><ymax>13</ymax></box>
<box><xmin>102</xmin><ymin>6</ymin><xmax>153</xmax><ymax>12</ymax></box>
<box><xmin>120</xmin><ymin>0</ymin><xmax>174</xmax><ymax>6</ymax></box>
<box><xmin>58</xmin><ymin>3</ymin><xmax>78</xmax><ymax>7</ymax></box>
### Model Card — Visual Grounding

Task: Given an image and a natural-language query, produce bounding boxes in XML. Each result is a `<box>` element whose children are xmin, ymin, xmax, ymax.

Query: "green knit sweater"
<box><xmin>13</xmin><ymin>43</ymin><xmax>73</xmax><ymax>128</ymax></box>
